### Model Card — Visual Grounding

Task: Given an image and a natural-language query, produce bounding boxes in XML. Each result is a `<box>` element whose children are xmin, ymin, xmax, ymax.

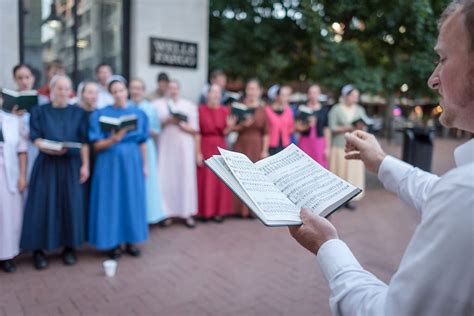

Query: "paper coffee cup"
<box><xmin>103</xmin><ymin>259</ymin><xmax>117</xmax><ymax>277</ymax></box>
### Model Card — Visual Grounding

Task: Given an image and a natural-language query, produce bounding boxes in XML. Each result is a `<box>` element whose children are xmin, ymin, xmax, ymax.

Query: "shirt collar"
<box><xmin>454</xmin><ymin>138</ymin><xmax>474</xmax><ymax>167</ymax></box>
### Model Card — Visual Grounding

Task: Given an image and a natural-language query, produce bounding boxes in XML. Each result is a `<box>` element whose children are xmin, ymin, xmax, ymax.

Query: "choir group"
<box><xmin>0</xmin><ymin>63</ymin><xmax>368</xmax><ymax>273</ymax></box>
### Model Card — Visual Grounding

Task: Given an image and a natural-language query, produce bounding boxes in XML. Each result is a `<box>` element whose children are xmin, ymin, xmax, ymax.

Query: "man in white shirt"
<box><xmin>95</xmin><ymin>63</ymin><xmax>114</xmax><ymax>109</ymax></box>
<box><xmin>289</xmin><ymin>1</ymin><xmax>474</xmax><ymax>315</ymax></box>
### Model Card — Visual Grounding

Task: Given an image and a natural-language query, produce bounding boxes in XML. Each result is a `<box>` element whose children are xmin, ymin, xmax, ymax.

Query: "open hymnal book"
<box><xmin>205</xmin><ymin>144</ymin><xmax>362</xmax><ymax>226</ymax></box>
<box><xmin>1</xmin><ymin>88</ymin><xmax>38</xmax><ymax>113</ymax></box>
<box><xmin>40</xmin><ymin>139</ymin><xmax>83</xmax><ymax>151</ymax></box>
<box><xmin>99</xmin><ymin>114</ymin><xmax>138</xmax><ymax>132</ymax></box>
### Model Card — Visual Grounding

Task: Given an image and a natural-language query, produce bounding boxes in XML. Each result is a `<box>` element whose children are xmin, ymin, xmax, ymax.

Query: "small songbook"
<box><xmin>99</xmin><ymin>114</ymin><xmax>138</xmax><ymax>132</ymax></box>
<box><xmin>171</xmin><ymin>111</ymin><xmax>188</xmax><ymax>122</ymax></box>
<box><xmin>297</xmin><ymin>105</ymin><xmax>317</xmax><ymax>122</ymax></box>
<box><xmin>231</xmin><ymin>102</ymin><xmax>256</xmax><ymax>123</ymax></box>
<box><xmin>40</xmin><ymin>139</ymin><xmax>83</xmax><ymax>151</ymax></box>
<box><xmin>167</xmin><ymin>102</ymin><xmax>188</xmax><ymax>122</ymax></box>
<box><xmin>205</xmin><ymin>144</ymin><xmax>361</xmax><ymax>226</ymax></box>
<box><xmin>1</xmin><ymin>88</ymin><xmax>38</xmax><ymax>113</ymax></box>
<box><xmin>352</xmin><ymin>116</ymin><xmax>373</xmax><ymax>128</ymax></box>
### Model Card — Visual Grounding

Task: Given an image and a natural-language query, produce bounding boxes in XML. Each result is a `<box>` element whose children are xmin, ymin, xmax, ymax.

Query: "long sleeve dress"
<box><xmin>0</xmin><ymin>111</ymin><xmax>28</xmax><ymax>260</ymax></box>
<box><xmin>297</xmin><ymin>106</ymin><xmax>330</xmax><ymax>168</ymax></box>
<box><xmin>155</xmin><ymin>98</ymin><xmax>199</xmax><ymax>219</ymax></box>
<box><xmin>129</xmin><ymin>99</ymin><xmax>165</xmax><ymax>224</ymax></box>
<box><xmin>88</xmin><ymin>105</ymin><xmax>149</xmax><ymax>250</ymax></box>
<box><xmin>197</xmin><ymin>105</ymin><xmax>234</xmax><ymax>219</ymax></box>
<box><xmin>328</xmin><ymin>103</ymin><xmax>367</xmax><ymax>200</ymax></box>
<box><xmin>20</xmin><ymin>104</ymin><xmax>88</xmax><ymax>251</ymax></box>
<box><xmin>232</xmin><ymin>106</ymin><xmax>268</xmax><ymax>216</ymax></box>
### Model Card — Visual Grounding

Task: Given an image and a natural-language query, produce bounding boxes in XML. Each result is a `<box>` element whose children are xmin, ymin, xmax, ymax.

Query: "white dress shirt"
<box><xmin>96</xmin><ymin>85</ymin><xmax>114</xmax><ymax>109</ymax></box>
<box><xmin>316</xmin><ymin>139</ymin><xmax>474</xmax><ymax>316</ymax></box>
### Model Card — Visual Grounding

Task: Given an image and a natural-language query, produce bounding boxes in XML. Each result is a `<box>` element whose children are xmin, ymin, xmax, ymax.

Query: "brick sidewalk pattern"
<box><xmin>0</xmin><ymin>137</ymin><xmax>464</xmax><ymax>316</ymax></box>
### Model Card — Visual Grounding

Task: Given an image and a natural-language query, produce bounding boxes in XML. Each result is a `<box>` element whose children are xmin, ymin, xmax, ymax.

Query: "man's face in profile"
<box><xmin>428</xmin><ymin>9</ymin><xmax>474</xmax><ymax>130</ymax></box>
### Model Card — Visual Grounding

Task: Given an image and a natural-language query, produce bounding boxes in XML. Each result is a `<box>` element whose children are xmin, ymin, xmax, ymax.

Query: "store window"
<box><xmin>20</xmin><ymin>0</ymin><xmax>129</xmax><ymax>88</ymax></box>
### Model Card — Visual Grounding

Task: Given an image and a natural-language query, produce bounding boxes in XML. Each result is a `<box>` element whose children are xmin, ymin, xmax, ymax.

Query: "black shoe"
<box><xmin>159</xmin><ymin>218</ymin><xmax>173</xmax><ymax>228</ymax></box>
<box><xmin>344</xmin><ymin>202</ymin><xmax>357</xmax><ymax>211</ymax></box>
<box><xmin>212</xmin><ymin>216</ymin><xmax>224</xmax><ymax>223</ymax></box>
<box><xmin>125</xmin><ymin>244</ymin><xmax>141</xmax><ymax>257</ymax></box>
<box><xmin>108</xmin><ymin>246</ymin><xmax>122</xmax><ymax>260</ymax></box>
<box><xmin>184</xmin><ymin>217</ymin><xmax>196</xmax><ymax>229</ymax></box>
<box><xmin>33</xmin><ymin>250</ymin><xmax>48</xmax><ymax>270</ymax></box>
<box><xmin>62</xmin><ymin>247</ymin><xmax>77</xmax><ymax>266</ymax></box>
<box><xmin>1</xmin><ymin>260</ymin><xmax>16</xmax><ymax>273</ymax></box>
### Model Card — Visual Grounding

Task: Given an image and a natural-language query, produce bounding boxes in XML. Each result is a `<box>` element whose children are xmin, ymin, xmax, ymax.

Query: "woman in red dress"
<box><xmin>196</xmin><ymin>84</ymin><xmax>236</xmax><ymax>222</ymax></box>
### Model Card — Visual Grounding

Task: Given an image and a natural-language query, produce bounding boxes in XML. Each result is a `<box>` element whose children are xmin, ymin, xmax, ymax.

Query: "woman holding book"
<box><xmin>296</xmin><ymin>84</ymin><xmax>330</xmax><ymax>168</ymax></box>
<box><xmin>196</xmin><ymin>84</ymin><xmax>236</xmax><ymax>222</ymax></box>
<box><xmin>11</xmin><ymin>64</ymin><xmax>48</xmax><ymax>179</ymax></box>
<box><xmin>128</xmin><ymin>78</ymin><xmax>166</xmax><ymax>224</ymax></box>
<box><xmin>88</xmin><ymin>76</ymin><xmax>149</xmax><ymax>259</ymax></box>
<box><xmin>265</xmin><ymin>85</ymin><xmax>295</xmax><ymax>156</ymax></box>
<box><xmin>0</xmin><ymin>108</ymin><xmax>28</xmax><ymax>273</ymax></box>
<box><xmin>20</xmin><ymin>75</ymin><xmax>89</xmax><ymax>270</ymax></box>
<box><xmin>154</xmin><ymin>80</ymin><xmax>199</xmax><ymax>228</ymax></box>
<box><xmin>328</xmin><ymin>84</ymin><xmax>367</xmax><ymax>208</ymax></box>
<box><xmin>232</xmin><ymin>79</ymin><xmax>269</xmax><ymax>218</ymax></box>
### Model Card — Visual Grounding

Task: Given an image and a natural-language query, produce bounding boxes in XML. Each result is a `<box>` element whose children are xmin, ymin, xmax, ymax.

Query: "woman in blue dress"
<box><xmin>20</xmin><ymin>75</ymin><xmax>90</xmax><ymax>270</ymax></box>
<box><xmin>128</xmin><ymin>78</ymin><xmax>165</xmax><ymax>224</ymax></box>
<box><xmin>88</xmin><ymin>76</ymin><xmax>149</xmax><ymax>259</ymax></box>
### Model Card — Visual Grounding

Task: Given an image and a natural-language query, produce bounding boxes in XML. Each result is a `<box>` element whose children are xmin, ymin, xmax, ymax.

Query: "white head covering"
<box><xmin>341</xmin><ymin>84</ymin><xmax>356</xmax><ymax>97</ymax></box>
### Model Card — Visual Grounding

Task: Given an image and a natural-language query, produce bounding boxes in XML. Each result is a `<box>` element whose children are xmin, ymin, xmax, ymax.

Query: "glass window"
<box><xmin>21</xmin><ymin>0</ymin><xmax>127</xmax><ymax>88</ymax></box>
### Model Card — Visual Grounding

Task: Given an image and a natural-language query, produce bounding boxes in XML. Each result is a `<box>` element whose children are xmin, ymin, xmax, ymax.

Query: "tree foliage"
<box><xmin>209</xmin><ymin>0</ymin><xmax>450</xmax><ymax>98</ymax></box>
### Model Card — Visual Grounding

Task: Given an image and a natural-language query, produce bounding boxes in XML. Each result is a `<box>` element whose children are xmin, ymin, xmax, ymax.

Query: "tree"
<box><xmin>209</xmin><ymin>0</ymin><xmax>450</xmax><ymax>99</ymax></box>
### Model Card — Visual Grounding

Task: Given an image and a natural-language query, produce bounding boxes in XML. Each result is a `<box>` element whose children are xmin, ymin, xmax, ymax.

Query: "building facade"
<box><xmin>1</xmin><ymin>0</ymin><xmax>209</xmax><ymax>101</ymax></box>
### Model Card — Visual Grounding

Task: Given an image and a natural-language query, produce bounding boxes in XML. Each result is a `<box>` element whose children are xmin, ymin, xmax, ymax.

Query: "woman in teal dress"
<box><xmin>128</xmin><ymin>78</ymin><xmax>165</xmax><ymax>224</ymax></box>
<box><xmin>88</xmin><ymin>76</ymin><xmax>149</xmax><ymax>259</ymax></box>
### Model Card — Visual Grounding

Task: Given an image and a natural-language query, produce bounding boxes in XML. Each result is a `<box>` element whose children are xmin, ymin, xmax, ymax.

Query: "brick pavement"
<box><xmin>0</xmin><ymin>137</ymin><xmax>465</xmax><ymax>316</ymax></box>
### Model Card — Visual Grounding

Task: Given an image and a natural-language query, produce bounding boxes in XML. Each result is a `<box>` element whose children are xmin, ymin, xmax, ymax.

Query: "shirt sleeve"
<box><xmin>138</xmin><ymin>111</ymin><xmax>149</xmax><ymax>144</ymax></box>
<box><xmin>378</xmin><ymin>156</ymin><xmax>440</xmax><ymax>213</ymax></box>
<box><xmin>88</xmin><ymin>110</ymin><xmax>105</xmax><ymax>143</ymax></box>
<box><xmin>317</xmin><ymin>168</ymin><xmax>474</xmax><ymax>316</ymax></box>
<box><xmin>29</xmin><ymin>106</ymin><xmax>42</xmax><ymax>142</ymax></box>
<box><xmin>78</xmin><ymin>110</ymin><xmax>89</xmax><ymax>143</ymax></box>
<box><xmin>328</xmin><ymin>106</ymin><xmax>339</xmax><ymax>132</ymax></box>
<box><xmin>149</xmin><ymin>105</ymin><xmax>161</xmax><ymax>134</ymax></box>
<box><xmin>17</xmin><ymin>117</ymin><xmax>28</xmax><ymax>153</ymax></box>
<box><xmin>317</xmin><ymin>240</ymin><xmax>388</xmax><ymax>316</ymax></box>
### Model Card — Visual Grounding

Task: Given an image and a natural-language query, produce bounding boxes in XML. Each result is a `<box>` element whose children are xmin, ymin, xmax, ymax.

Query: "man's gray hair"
<box><xmin>440</xmin><ymin>0</ymin><xmax>474</xmax><ymax>51</ymax></box>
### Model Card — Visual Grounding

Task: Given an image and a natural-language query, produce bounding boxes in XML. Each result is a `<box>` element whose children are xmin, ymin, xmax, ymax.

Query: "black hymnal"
<box><xmin>0</xmin><ymin>128</ymin><xmax>4</xmax><ymax>142</ymax></box>
<box><xmin>1</xmin><ymin>88</ymin><xmax>38</xmax><ymax>113</ymax></box>
<box><xmin>167</xmin><ymin>102</ymin><xmax>188</xmax><ymax>122</ymax></box>
<box><xmin>352</xmin><ymin>116</ymin><xmax>373</xmax><ymax>128</ymax></box>
<box><xmin>297</xmin><ymin>105</ymin><xmax>316</xmax><ymax>123</ymax></box>
<box><xmin>99</xmin><ymin>115</ymin><xmax>138</xmax><ymax>132</ymax></box>
<box><xmin>231</xmin><ymin>102</ymin><xmax>256</xmax><ymax>123</ymax></box>
<box><xmin>171</xmin><ymin>111</ymin><xmax>188</xmax><ymax>122</ymax></box>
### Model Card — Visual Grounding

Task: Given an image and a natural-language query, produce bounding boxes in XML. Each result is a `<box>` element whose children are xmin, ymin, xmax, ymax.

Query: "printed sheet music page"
<box><xmin>218</xmin><ymin>148</ymin><xmax>301</xmax><ymax>223</ymax></box>
<box><xmin>255</xmin><ymin>144</ymin><xmax>358</xmax><ymax>216</ymax></box>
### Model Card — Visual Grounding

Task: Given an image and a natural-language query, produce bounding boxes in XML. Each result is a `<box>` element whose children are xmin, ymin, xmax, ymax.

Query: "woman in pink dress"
<box><xmin>265</xmin><ymin>85</ymin><xmax>294</xmax><ymax>155</ymax></box>
<box><xmin>196</xmin><ymin>84</ymin><xmax>236</xmax><ymax>222</ymax></box>
<box><xmin>296</xmin><ymin>84</ymin><xmax>330</xmax><ymax>168</ymax></box>
<box><xmin>154</xmin><ymin>80</ymin><xmax>199</xmax><ymax>228</ymax></box>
